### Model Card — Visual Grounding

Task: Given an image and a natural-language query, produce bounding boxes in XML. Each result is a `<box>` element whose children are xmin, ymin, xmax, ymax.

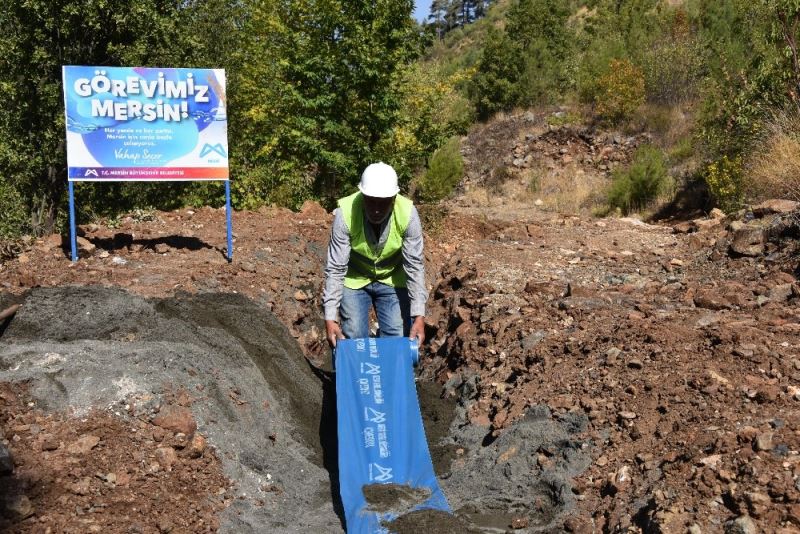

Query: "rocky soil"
<box><xmin>0</xmin><ymin>114</ymin><xmax>799</xmax><ymax>532</ymax></box>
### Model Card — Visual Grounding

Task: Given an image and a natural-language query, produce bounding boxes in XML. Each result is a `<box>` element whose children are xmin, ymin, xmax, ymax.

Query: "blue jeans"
<box><xmin>340</xmin><ymin>282</ymin><xmax>410</xmax><ymax>339</ymax></box>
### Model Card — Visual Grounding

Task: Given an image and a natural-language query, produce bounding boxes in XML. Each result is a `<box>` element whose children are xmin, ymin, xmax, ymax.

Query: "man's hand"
<box><xmin>409</xmin><ymin>316</ymin><xmax>426</xmax><ymax>345</ymax></box>
<box><xmin>326</xmin><ymin>320</ymin><xmax>345</xmax><ymax>348</ymax></box>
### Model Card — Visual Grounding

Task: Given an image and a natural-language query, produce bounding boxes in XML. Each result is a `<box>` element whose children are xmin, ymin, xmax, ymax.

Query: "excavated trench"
<box><xmin>0</xmin><ymin>287</ymin><xmax>591</xmax><ymax>533</ymax></box>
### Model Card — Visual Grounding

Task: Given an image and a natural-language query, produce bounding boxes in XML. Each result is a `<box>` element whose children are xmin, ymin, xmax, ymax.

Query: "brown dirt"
<box><xmin>0</xmin><ymin>163</ymin><xmax>799</xmax><ymax>531</ymax></box>
<box><xmin>0</xmin><ymin>382</ymin><xmax>230</xmax><ymax>533</ymax></box>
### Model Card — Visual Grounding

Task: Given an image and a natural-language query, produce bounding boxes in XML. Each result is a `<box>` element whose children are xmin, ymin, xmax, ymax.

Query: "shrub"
<box><xmin>607</xmin><ymin>145</ymin><xmax>669</xmax><ymax>214</ymax></box>
<box><xmin>0</xmin><ymin>179</ymin><xmax>29</xmax><ymax>239</ymax></box>
<box><xmin>705</xmin><ymin>155</ymin><xmax>745</xmax><ymax>213</ymax></box>
<box><xmin>747</xmin><ymin>111</ymin><xmax>800</xmax><ymax>201</ymax></box>
<box><xmin>594</xmin><ymin>59</ymin><xmax>646</xmax><ymax>126</ymax></box>
<box><xmin>416</xmin><ymin>137</ymin><xmax>464</xmax><ymax>202</ymax></box>
<box><xmin>485</xmin><ymin>165</ymin><xmax>513</xmax><ymax>195</ymax></box>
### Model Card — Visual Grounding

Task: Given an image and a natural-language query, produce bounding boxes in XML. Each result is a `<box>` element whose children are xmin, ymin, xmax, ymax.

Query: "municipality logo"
<box><xmin>200</xmin><ymin>143</ymin><xmax>227</xmax><ymax>158</ymax></box>
<box><xmin>360</xmin><ymin>362</ymin><xmax>381</xmax><ymax>375</ymax></box>
<box><xmin>364</xmin><ymin>407</ymin><xmax>386</xmax><ymax>424</ymax></box>
<box><xmin>369</xmin><ymin>463</ymin><xmax>393</xmax><ymax>482</ymax></box>
<box><xmin>84</xmin><ymin>169</ymin><xmax>98</xmax><ymax>177</ymax></box>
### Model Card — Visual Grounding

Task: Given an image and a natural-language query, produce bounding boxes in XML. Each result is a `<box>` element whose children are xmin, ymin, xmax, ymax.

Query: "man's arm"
<box><xmin>322</xmin><ymin>208</ymin><xmax>350</xmax><ymax>347</ymax></box>
<box><xmin>402</xmin><ymin>206</ymin><xmax>428</xmax><ymax>344</ymax></box>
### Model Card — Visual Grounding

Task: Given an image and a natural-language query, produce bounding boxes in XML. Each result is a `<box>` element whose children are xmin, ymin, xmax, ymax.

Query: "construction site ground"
<box><xmin>0</xmin><ymin>183</ymin><xmax>798</xmax><ymax>533</ymax></box>
<box><xmin>0</xmin><ymin>111</ymin><xmax>799</xmax><ymax>534</ymax></box>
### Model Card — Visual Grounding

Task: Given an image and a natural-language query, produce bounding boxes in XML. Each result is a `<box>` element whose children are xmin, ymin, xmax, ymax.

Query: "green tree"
<box><xmin>470</xmin><ymin>0</ymin><xmax>572</xmax><ymax>118</ymax></box>
<box><xmin>470</xmin><ymin>27</ymin><xmax>524</xmax><ymax>118</ymax></box>
<box><xmin>235</xmin><ymin>0</ymin><xmax>419</xmax><ymax>207</ymax></box>
<box><xmin>0</xmin><ymin>0</ymin><xmax>217</xmax><ymax>236</ymax></box>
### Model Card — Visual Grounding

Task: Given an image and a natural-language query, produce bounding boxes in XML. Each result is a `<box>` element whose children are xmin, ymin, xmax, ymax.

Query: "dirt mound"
<box><xmin>0</xmin><ymin>287</ymin><xmax>339</xmax><ymax>533</ymax></box>
<box><xmin>0</xmin><ymin>286</ymin><xmax>592</xmax><ymax>532</ymax></box>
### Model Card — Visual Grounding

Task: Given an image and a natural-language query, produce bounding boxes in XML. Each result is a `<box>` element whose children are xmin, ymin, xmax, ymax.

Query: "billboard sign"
<box><xmin>62</xmin><ymin>66</ymin><xmax>228</xmax><ymax>181</ymax></box>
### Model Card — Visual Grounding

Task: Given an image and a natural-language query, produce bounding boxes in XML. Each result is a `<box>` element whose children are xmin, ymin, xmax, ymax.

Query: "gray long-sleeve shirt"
<box><xmin>322</xmin><ymin>205</ymin><xmax>427</xmax><ymax>321</ymax></box>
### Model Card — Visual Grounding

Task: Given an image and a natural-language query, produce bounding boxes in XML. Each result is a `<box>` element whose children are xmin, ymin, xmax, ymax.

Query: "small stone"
<box><xmin>40</xmin><ymin>434</ymin><xmax>59</xmax><ymax>451</ymax></box>
<box><xmin>699</xmin><ymin>454</ymin><xmax>722</xmax><ymax>469</ymax></box>
<box><xmin>172</xmin><ymin>432</ymin><xmax>189</xmax><ymax>449</ymax></box>
<box><xmin>756</xmin><ymin>385</ymin><xmax>780</xmax><ymax>403</ymax></box>
<box><xmin>188</xmin><ymin>434</ymin><xmax>206</xmax><ymax>459</ymax></box>
<box><xmin>710</xmin><ymin>208</ymin><xmax>726</xmax><ymax>219</ymax></box>
<box><xmin>751</xmin><ymin>199</ymin><xmax>799</xmax><ymax>216</ymax></box>
<box><xmin>240</xmin><ymin>261</ymin><xmax>257</xmax><ymax>273</ymax></box>
<box><xmin>755</xmin><ymin>432</ymin><xmax>773</xmax><ymax>452</ymax></box>
<box><xmin>293</xmin><ymin>290</ymin><xmax>308</xmax><ymax>301</ymax></box>
<box><xmin>627</xmin><ymin>359</ymin><xmax>643</xmax><ymax>369</ymax></box>
<box><xmin>67</xmin><ymin>435</ymin><xmax>100</xmax><ymax>454</ymax></box>
<box><xmin>510</xmin><ymin>516</ymin><xmax>529</xmax><ymax>529</ymax></box>
<box><xmin>613</xmin><ymin>465</ymin><xmax>632</xmax><ymax>492</ymax></box>
<box><xmin>618</xmin><ymin>411</ymin><xmax>637</xmax><ymax>420</ymax></box>
<box><xmin>3</xmin><ymin>494</ymin><xmax>33</xmax><ymax>520</ymax></box>
<box><xmin>725</xmin><ymin>515</ymin><xmax>757</xmax><ymax>534</ymax></box>
<box><xmin>76</xmin><ymin>236</ymin><xmax>96</xmax><ymax>256</ymax></box>
<box><xmin>152</xmin><ymin>407</ymin><xmax>197</xmax><ymax>436</ymax></box>
<box><xmin>730</xmin><ymin>227</ymin><xmax>765</xmax><ymax>257</ymax></box>
<box><xmin>563</xmin><ymin>516</ymin><xmax>591</xmax><ymax>534</ymax></box>
<box><xmin>155</xmin><ymin>447</ymin><xmax>178</xmax><ymax>471</ymax></box>
<box><xmin>70</xmin><ymin>477</ymin><xmax>92</xmax><ymax>496</ymax></box>
<box><xmin>769</xmin><ymin>284</ymin><xmax>794</xmax><ymax>303</ymax></box>
<box><xmin>694</xmin><ymin>290</ymin><xmax>730</xmax><ymax>310</ymax></box>
<box><xmin>596</xmin><ymin>455</ymin><xmax>609</xmax><ymax>467</ymax></box>
<box><xmin>744</xmin><ymin>491</ymin><xmax>771</xmax><ymax>518</ymax></box>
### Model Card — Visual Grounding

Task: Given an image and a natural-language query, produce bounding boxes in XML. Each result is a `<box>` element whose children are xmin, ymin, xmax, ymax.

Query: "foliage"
<box><xmin>693</xmin><ymin>0</ymin><xmax>790</xmax><ymax>159</ymax></box>
<box><xmin>746</xmin><ymin>110</ymin><xmax>800</xmax><ymax>201</ymax></box>
<box><xmin>415</xmin><ymin>136</ymin><xmax>464</xmax><ymax>202</ymax></box>
<box><xmin>427</xmin><ymin>0</ymin><xmax>495</xmax><ymax>36</ymax></box>
<box><xmin>705</xmin><ymin>155</ymin><xmax>746</xmax><ymax>212</ymax></box>
<box><xmin>470</xmin><ymin>0</ymin><xmax>572</xmax><ymax>118</ymax></box>
<box><xmin>639</xmin><ymin>20</ymin><xmax>704</xmax><ymax>105</ymax></box>
<box><xmin>0</xmin><ymin>180</ymin><xmax>28</xmax><ymax>239</ymax></box>
<box><xmin>233</xmin><ymin>0</ymin><xmax>420</xmax><ymax>208</ymax></box>
<box><xmin>607</xmin><ymin>145</ymin><xmax>668</xmax><ymax>214</ymax></box>
<box><xmin>594</xmin><ymin>59</ymin><xmax>646</xmax><ymax>125</ymax></box>
<box><xmin>0</xmin><ymin>0</ymin><xmax>228</xmax><ymax>236</ymax></box>
<box><xmin>376</xmin><ymin>63</ymin><xmax>474</xmax><ymax>183</ymax></box>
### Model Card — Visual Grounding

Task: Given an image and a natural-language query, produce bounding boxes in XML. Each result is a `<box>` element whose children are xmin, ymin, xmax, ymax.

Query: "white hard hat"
<box><xmin>358</xmin><ymin>162</ymin><xmax>399</xmax><ymax>198</ymax></box>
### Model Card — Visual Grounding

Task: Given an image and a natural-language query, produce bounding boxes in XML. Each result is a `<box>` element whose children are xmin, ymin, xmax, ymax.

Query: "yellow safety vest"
<box><xmin>338</xmin><ymin>192</ymin><xmax>413</xmax><ymax>289</ymax></box>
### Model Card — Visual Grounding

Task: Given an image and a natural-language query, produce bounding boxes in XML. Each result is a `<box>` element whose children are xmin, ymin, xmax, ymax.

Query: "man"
<box><xmin>323</xmin><ymin>162</ymin><xmax>427</xmax><ymax>348</ymax></box>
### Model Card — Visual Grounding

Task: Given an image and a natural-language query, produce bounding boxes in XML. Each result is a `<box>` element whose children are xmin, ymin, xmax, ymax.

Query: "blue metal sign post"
<box><xmin>226</xmin><ymin>180</ymin><xmax>233</xmax><ymax>261</ymax></box>
<box><xmin>69</xmin><ymin>182</ymin><xmax>78</xmax><ymax>262</ymax></box>
<box><xmin>67</xmin><ymin>182</ymin><xmax>233</xmax><ymax>263</ymax></box>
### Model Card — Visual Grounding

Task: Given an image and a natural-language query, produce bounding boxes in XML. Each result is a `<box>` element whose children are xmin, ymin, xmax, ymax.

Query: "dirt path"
<box><xmin>1</xmin><ymin>198</ymin><xmax>799</xmax><ymax>532</ymax></box>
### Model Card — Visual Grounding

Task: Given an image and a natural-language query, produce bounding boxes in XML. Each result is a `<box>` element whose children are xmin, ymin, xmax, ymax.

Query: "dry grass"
<box><xmin>535</xmin><ymin>166</ymin><xmax>608</xmax><ymax>214</ymax></box>
<box><xmin>747</xmin><ymin>111</ymin><xmax>800</xmax><ymax>202</ymax></box>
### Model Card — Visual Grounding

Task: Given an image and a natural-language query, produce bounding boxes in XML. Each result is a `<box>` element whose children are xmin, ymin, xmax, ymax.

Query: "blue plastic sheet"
<box><xmin>335</xmin><ymin>337</ymin><xmax>450</xmax><ymax>533</ymax></box>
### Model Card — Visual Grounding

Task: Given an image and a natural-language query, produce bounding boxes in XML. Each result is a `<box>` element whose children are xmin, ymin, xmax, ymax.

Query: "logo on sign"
<box><xmin>361</xmin><ymin>362</ymin><xmax>381</xmax><ymax>375</ymax></box>
<box><xmin>84</xmin><ymin>169</ymin><xmax>98</xmax><ymax>177</ymax></box>
<box><xmin>199</xmin><ymin>143</ymin><xmax>227</xmax><ymax>158</ymax></box>
<box><xmin>364</xmin><ymin>407</ymin><xmax>386</xmax><ymax>424</ymax></box>
<box><xmin>369</xmin><ymin>463</ymin><xmax>393</xmax><ymax>482</ymax></box>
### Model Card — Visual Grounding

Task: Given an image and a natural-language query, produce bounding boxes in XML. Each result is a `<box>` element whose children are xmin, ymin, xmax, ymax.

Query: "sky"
<box><xmin>413</xmin><ymin>0</ymin><xmax>432</xmax><ymax>22</ymax></box>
